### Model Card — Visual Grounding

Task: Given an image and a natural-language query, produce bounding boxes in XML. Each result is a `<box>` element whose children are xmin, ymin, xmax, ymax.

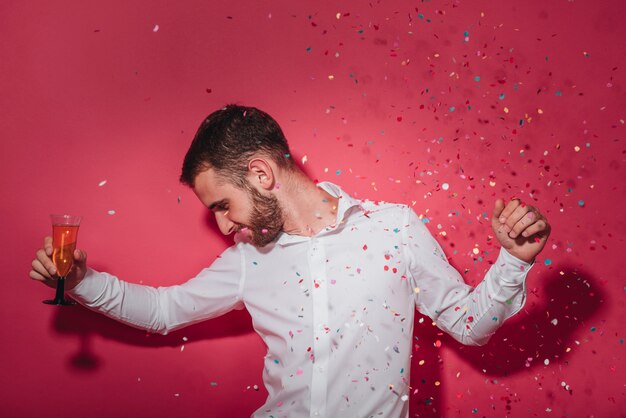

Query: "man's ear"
<box><xmin>247</xmin><ymin>158</ymin><xmax>275</xmax><ymax>190</ymax></box>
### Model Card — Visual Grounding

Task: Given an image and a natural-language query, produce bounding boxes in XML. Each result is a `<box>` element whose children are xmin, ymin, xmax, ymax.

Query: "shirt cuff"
<box><xmin>495</xmin><ymin>247</ymin><xmax>534</xmax><ymax>284</ymax></box>
<box><xmin>67</xmin><ymin>268</ymin><xmax>106</xmax><ymax>303</ymax></box>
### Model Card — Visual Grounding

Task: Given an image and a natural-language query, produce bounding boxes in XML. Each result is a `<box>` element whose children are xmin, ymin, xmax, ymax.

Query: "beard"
<box><xmin>240</xmin><ymin>186</ymin><xmax>284</xmax><ymax>247</ymax></box>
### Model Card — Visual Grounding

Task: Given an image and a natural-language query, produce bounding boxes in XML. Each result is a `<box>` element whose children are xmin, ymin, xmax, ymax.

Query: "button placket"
<box><xmin>308</xmin><ymin>237</ymin><xmax>329</xmax><ymax>417</ymax></box>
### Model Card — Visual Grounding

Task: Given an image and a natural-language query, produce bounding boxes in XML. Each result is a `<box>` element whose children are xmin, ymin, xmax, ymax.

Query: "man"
<box><xmin>30</xmin><ymin>105</ymin><xmax>550</xmax><ymax>417</ymax></box>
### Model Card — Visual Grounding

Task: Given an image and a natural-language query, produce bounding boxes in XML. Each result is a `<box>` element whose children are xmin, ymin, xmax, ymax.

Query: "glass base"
<box><xmin>43</xmin><ymin>298</ymin><xmax>76</xmax><ymax>306</ymax></box>
<box><xmin>42</xmin><ymin>276</ymin><xmax>75</xmax><ymax>306</ymax></box>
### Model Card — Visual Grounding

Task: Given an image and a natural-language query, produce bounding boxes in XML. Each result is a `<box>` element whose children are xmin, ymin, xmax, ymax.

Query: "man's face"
<box><xmin>192</xmin><ymin>169</ymin><xmax>284</xmax><ymax>247</ymax></box>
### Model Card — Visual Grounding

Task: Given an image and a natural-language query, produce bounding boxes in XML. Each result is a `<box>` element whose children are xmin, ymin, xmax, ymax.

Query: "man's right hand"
<box><xmin>29</xmin><ymin>236</ymin><xmax>88</xmax><ymax>291</ymax></box>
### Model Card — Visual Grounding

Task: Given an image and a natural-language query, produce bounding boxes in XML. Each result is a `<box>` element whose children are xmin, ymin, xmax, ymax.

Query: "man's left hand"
<box><xmin>492</xmin><ymin>198</ymin><xmax>551</xmax><ymax>264</ymax></box>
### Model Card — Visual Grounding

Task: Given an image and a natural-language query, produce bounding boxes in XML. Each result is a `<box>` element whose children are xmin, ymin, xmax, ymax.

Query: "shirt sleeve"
<box><xmin>401</xmin><ymin>207</ymin><xmax>533</xmax><ymax>346</ymax></box>
<box><xmin>67</xmin><ymin>245</ymin><xmax>245</xmax><ymax>335</ymax></box>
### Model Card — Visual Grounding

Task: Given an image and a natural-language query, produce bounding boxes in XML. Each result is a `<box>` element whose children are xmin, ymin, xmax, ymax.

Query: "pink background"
<box><xmin>1</xmin><ymin>0</ymin><xmax>624</xmax><ymax>416</ymax></box>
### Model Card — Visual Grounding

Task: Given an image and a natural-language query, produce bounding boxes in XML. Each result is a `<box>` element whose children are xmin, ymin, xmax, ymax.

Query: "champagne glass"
<box><xmin>43</xmin><ymin>214</ymin><xmax>81</xmax><ymax>305</ymax></box>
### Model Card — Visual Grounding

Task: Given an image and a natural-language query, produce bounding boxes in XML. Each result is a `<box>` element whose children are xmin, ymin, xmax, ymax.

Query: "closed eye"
<box><xmin>208</xmin><ymin>199</ymin><xmax>229</xmax><ymax>212</ymax></box>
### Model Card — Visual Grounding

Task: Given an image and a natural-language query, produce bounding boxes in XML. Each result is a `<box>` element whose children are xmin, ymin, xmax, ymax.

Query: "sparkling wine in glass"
<box><xmin>43</xmin><ymin>214</ymin><xmax>81</xmax><ymax>305</ymax></box>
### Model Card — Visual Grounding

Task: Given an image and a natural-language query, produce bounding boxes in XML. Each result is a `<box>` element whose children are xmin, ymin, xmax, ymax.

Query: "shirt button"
<box><xmin>318</xmin><ymin>366</ymin><xmax>324</xmax><ymax>372</ymax></box>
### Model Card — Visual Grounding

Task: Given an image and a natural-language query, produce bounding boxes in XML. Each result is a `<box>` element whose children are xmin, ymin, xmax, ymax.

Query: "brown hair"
<box><xmin>180</xmin><ymin>104</ymin><xmax>294</xmax><ymax>188</ymax></box>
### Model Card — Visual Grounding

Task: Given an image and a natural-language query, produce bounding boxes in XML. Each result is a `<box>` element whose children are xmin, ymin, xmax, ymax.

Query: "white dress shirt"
<box><xmin>69</xmin><ymin>182</ymin><xmax>532</xmax><ymax>418</ymax></box>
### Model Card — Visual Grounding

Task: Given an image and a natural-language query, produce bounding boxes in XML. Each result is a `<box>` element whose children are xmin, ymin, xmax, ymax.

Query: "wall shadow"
<box><xmin>408</xmin><ymin>265</ymin><xmax>606</xmax><ymax>416</ymax></box>
<box><xmin>51</xmin><ymin>303</ymin><xmax>255</xmax><ymax>373</ymax></box>
<box><xmin>409</xmin><ymin>312</ymin><xmax>448</xmax><ymax>416</ymax></box>
<box><xmin>449</xmin><ymin>265</ymin><xmax>605</xmax><ymax>376</ymax></box>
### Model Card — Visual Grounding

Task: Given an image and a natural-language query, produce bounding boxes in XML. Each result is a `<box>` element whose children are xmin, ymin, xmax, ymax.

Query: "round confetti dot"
<box><xmin>442</xmin><ymin>183</ymin><xmax>449</xmax><ymax>190</ymax></box>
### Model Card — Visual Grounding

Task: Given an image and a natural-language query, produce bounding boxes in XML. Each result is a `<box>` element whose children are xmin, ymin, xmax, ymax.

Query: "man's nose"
<box><xmin>215</xmin><ymin>212</ymin><xmax>236</xmax><ymax>235</ymax></box>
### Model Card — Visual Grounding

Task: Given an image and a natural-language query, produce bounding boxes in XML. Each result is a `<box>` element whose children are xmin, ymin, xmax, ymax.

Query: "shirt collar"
<box><xmin>275</xmin><ymin>181</ymin><xmax>362</xmax><ymax>246</ymax></box>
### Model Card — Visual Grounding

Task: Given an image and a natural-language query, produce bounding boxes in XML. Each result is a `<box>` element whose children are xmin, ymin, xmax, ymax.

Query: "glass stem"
<box><xmin>55</xmin><ymin>277</ymin><xmax>66</xmax><ymax>303</ymax></box>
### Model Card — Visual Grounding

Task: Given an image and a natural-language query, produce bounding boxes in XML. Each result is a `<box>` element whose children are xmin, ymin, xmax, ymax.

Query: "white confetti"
<box><xmin>107</xmin><ymin>210</ymin><xmax>116</xmax><ymax>215</ymax></box>
<box><xmin>98</xmin><ymin>180</ymin><xmax>107</xmax><ymax>187</ymax></box>
<box><xmin>302</xmin><ymin>155</ymin><xmax>308</xmax><ymax>165</ymax></box>
<box><xmin>153</xmin><ymin>24</ymin><xmax>159</xmax><ymax>32</ymax></box>
<box><xmin>442</xmin><ymin>183</ymin><xmax>449</xmax><ymax>190</ymax></box>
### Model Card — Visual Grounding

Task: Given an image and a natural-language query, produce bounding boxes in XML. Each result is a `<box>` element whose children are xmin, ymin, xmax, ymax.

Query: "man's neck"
<box><xmin>278</xmin><ymin>174</ymin><xmax>339</xmax><ymax>237</ymax></box>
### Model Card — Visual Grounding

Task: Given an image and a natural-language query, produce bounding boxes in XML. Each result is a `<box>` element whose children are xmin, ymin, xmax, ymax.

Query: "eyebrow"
<box><xmin>208</xmin><ymin>199</ymin><xmax>228</xmax><ymax>211</ymax></box>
